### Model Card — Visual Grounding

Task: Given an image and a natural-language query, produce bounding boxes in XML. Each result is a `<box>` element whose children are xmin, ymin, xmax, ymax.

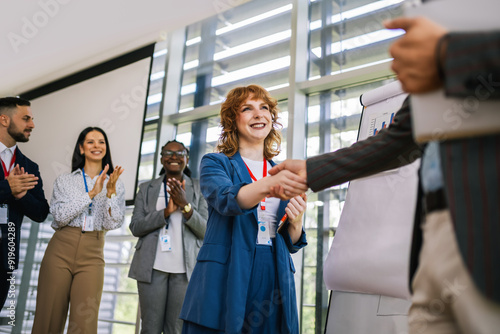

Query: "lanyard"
<box><xmin>243</xmin><ymin>158</ymin><xmax>267</xmax><ymax>210</ymax></box>
<box><xmin>1</xmin><ymin>148</ymin><xmax>17</xmax><ymax>177</ymax></box>
<box><xmin>163</xmin><ymin>178</ymin><xmax>169</xmax><ymax>208</ymax></box>
<box><xmin>82</xmin><ymin>168</ymin><xmax>102</xmax><ymax>212</ymax></box>
<box><xmin>163</xmin><ymin>178</ymin><xmax>172</xmax><ymax>229</ymax></box>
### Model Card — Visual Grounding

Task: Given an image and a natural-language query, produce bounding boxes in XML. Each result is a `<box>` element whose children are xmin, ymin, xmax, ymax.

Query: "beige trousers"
<box><xmin>408</xmin><ymin>209</ymin><xmax>500</xmax><ymax>334</ymax></box>
<box><xmin>32</xmin><ymin>227</ymin><xmax>105</xmax><ymax>334</ymax></box>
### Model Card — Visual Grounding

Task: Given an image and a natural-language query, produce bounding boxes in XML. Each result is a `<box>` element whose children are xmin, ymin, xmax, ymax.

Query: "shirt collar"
<box><xmin>72</xmin><ymin>169</ymin><xmax>83</xmax><ymax>176</ymax></box>
<box><xmin>0</xmin><ymin>142</ymin><xmax>17</xmax><ymax>155</ymax></box>
<box><xmin>73</xmin><ymin>168</ymin><xmax>108</xmax><ymax>179</ymax></box>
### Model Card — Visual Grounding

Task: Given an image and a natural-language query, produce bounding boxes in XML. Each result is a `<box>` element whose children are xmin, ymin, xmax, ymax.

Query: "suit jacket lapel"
<box><xmin>147</xmin><ymin>176</ymin><xmax>164</xmax><ymax>213</ymax></box>
<box><xmin>184</xmin><ymin>176</ymin><xmax>194</xmax><ymax>203</ymax></box>
<box><xmin>229</xmin><ymin>151</ymin><xmax>253</xmax><ymax>185</ymax></box>
<box><xmin>14</xmin><ymin>147</ymin><xmax>25</xmax><ymax>166</ymax></box>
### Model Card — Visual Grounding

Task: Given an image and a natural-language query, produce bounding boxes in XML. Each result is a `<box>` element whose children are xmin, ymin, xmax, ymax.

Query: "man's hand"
<box><xmin>268</xmin><ymin>159</ymin><xmax>307</xmax><ymax>179</ymax></box>
<box><xmin>385</xmin><ymin>17</ymin><xmax>448</xmax><ymax>93</ymax></box>
<box><xmin>8</xmin><ymin>165</ymin><xmax>38</xmax><ymax>199</ymax></box>
<box><xmin>267</xmin><ymin>159</ymin><xmax>308</xmax><ymax>200</ymax></box>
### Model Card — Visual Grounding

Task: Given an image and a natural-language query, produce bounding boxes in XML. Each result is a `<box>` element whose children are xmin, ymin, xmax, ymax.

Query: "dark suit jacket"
<box><xmin>306</xmin><ymin>32</ymin><xmax>500</xmax><ymax>303</ymax></box>
<box><xmin>0</xmin><ymin>148</ymin><xmax>50</xmax><ymax>270</ymax></box>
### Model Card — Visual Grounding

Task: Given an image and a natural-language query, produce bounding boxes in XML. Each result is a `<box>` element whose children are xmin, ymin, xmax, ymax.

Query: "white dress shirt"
<box><xmin>0</xmin><ymin>142</ymin><xmax>17</xmax><ymax>175</ymax></box>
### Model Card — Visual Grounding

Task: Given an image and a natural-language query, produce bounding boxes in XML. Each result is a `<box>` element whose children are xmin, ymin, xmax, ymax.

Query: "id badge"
<box><xmin>160</xmin><ymin>233</ymin><xmax>172</xmax><ymax>252</ymax></box>
<box><xmin>83</xmin><ymin>214</ymin><xmax>94</xmax><ymax>232</ymax></box>
<box><xmin>0</xmin><ymin>204</ymin><xmax>8</xmax><ymax>225</ymax></box>
<box><xmin>257</xmin><ymin>221</ymin><xmax>272</xmax><ymax>246</ymax></box>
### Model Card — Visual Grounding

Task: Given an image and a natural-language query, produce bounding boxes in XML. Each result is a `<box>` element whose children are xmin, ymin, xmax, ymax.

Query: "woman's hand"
<box><xmin>166</xmin><ymin>178</ymin><xmax>188</xmax><ymax>207</ymax></box>
<box><xmin>106</xmin><ymin>166</ymin><xmax>124</xmax><ymax>198</ymax></box>
<box><xmin>286</xmin><ymin>194</ymin><xmax>307</xmax><ymax>226</ymax></box>
<box><xmin>267</xmin><ymin>170</ymin><xmax>308</xmax><ymax>200</ymax></box>
<box><xmin>164</xmin><ymin>196</ymin><xmax>178</xmax><ymax>218</ymax></box>
<box><xmin>285</xmin><ymin>193</ymin><xmax>307</xmax><ymax>244</ymax></box>
<box><xmin>88</xmin><ymin>164</ymin><xmax>109</xmax><ymax>199</ymax></box>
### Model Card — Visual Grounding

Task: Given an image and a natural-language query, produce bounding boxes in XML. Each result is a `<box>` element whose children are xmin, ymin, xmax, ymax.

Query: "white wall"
<box><xmin>0</xmin><ymin>0</ymin><xmax>250</xmax><ymax>96</ymax></box>
<box><xmin>18</xmin><ymin>57</ymin><xmax>151</xmax><ymax>202</ymax></box>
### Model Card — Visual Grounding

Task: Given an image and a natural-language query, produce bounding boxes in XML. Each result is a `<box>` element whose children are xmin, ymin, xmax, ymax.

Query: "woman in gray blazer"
<box><xmin>128</xmin><ymin>140</ymin><xmax>208</xmax><ymax>334</ymax></box>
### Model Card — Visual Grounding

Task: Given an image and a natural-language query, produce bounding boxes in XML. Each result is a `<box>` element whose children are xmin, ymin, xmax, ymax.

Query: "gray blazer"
<box><xmin>128</xmin><ymin>174</ymin><xmax>208</xmax><ymax>282</ymax></box>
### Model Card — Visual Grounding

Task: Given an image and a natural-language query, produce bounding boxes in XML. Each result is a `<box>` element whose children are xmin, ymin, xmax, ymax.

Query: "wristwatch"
<box><xmin>182</xmin><ymin>203</ymin><xmax>192</xmax><ymax>214</ymax></box>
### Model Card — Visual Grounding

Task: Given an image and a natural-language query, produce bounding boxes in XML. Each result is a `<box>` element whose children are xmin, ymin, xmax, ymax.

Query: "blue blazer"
<box><xmin>180</xmin><ymin>152</ymin><xmax>307</xmax><ymax>334</ymax></box>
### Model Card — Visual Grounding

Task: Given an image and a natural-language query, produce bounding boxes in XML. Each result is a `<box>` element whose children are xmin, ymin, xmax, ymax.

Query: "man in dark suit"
<box><xmin>0</xmin><ymin>97</ymin><xmax>49</xmax><ymax>310</ymax></box>
<box><xmin>270</xmin><ymin>18</ymin><xmax>500</xmax><ymax>333</ymax></box>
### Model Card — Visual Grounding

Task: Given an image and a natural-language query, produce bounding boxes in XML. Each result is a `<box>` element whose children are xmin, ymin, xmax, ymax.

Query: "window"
<box><xmin>302</xmin><ymin>77</ymin><xmax>394</xmax><ymax>333</ymax></box>
<box><xmin>309</xmin><ymin>0</ymin><xmax>405</xmax><ymax>79</ymax></box>
<box><xmin>180</xmin><ymin>0</ymin><xmax>293</xmax><ymax>112</ymax></box>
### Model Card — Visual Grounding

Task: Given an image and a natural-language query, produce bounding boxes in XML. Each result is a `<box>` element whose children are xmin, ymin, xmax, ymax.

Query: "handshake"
<box><xmin>267</xmin><ymin>159</ymin><xmax>309</xmax><ymax>200</ymax></box>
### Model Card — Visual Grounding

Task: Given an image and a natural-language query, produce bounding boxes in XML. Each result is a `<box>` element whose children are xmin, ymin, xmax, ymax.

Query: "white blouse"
<box><xmin>50</xmin><ymin>169</ymin><xmax>126</xmax><ymax>231</ymax></box>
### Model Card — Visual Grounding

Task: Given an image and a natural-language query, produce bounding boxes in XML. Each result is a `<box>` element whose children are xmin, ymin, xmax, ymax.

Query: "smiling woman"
<box><xmin>32</xmin><ymin>126</ymin><xmax>126</xmax><ymax>334</ymax></box>
<box><xmin>179</xmin><ymin>85</ymin><xmax>308</xmax><ymax>334</ymax></box>
<box><xmin>128</xmin><ymin>139</ymin><xmax>208</xmax><ymax>334</ymax></box>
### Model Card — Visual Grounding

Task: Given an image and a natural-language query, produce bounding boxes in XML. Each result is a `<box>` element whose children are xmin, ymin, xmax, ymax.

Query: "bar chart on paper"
<box><xmin>357</xmin><ymin>81</ymin><xmax>407</xmax><ymax>141</ymax></box>
<box><xmin>368</xmin><ymin>111</ymin><xmax>395</xmax><ymax>137</ymax></box>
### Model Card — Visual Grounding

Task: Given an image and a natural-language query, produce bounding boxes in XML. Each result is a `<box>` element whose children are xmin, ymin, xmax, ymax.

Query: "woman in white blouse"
<box><xmin>32</xmin><ymin>127</ymin><xmax>125</xmax><ymax>334</ymax></box>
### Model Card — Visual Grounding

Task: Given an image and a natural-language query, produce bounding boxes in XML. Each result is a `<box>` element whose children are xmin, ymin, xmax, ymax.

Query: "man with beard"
<box><xmin>0</xmin><ymin>97</ymin><xmax>49</xmax><ymax>309</ymax></box>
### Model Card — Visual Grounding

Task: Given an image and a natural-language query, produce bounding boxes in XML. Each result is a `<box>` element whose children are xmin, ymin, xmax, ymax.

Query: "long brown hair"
<box><xmin>216</xmin><ymin>85</ymin><xmax>282</xmax><ymax>160</ymax></box>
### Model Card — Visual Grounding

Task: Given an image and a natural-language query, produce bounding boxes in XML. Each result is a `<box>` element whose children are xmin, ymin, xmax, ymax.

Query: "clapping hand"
<box><xmin>164</xmin><ymin>196</ymin><xmax>178</xmax><ymax>217</ymax></box>
<box><xmin>88</xmin><ymin>164</ymin><xmax>109</xmax><ymax>199</ymax></box>
<box><xmin>166</xmin><ymin>178</ymin><xmax>188</xmax><ymax>208</ymax></box>
<box><xmin>106</xmin><ymin>166</ymin><xmax>124</xmax><ymax>198</ymax></box>
<box><xmin>8</xmin><ymin>164</ymin><xmax>38</xmax><ymax>199</ymax></box>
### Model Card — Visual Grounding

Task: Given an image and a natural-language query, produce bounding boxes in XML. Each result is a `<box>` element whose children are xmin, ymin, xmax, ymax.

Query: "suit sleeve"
<box><xmin>183</xmin><ymin>178</ymin><xmax>208</xmax><ymax>240</ymax></box>
<box><xmin>443</xmin><ymin>32</ymin><xmax>500</xmax><ymax>98</ymax></box>
<box><xmin>307</xmin><ymin>97</ymin><xmax>422</xmax><ymax>192</ymax></box>
<box><xmin>13</xmin><ymin>162</ymin><xmax>49</xmax><ymax>223</ymax></box>
<box><xmin>129</xmin><ymin>181</ymin><xmax>167</xmax><ymax>238</ymax></box>
<box><xmin>200</xmin><ymin>154</ymin><xmax>253</xmax><ymax>217</ymax></box>
<box><xmin>279</xmin><ymin>220</ymin><xmax>307</xmax><ymax>254</ymax></box>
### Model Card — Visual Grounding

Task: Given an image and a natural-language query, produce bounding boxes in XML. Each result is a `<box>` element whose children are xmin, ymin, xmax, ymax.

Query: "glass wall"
<box><xmin>180</xmin><ymin>0</ymin><xmax>293</xmax><ymax>112</ymax></box>
<box><xmin>308</xmin><ymin>0</ymin><xmax>405</xmax><ymax>79</ymax></box>
<box><xmin>301</xmin><ymin>77</ymin><xmax>394</xmax><ymax>333</ymax></box>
